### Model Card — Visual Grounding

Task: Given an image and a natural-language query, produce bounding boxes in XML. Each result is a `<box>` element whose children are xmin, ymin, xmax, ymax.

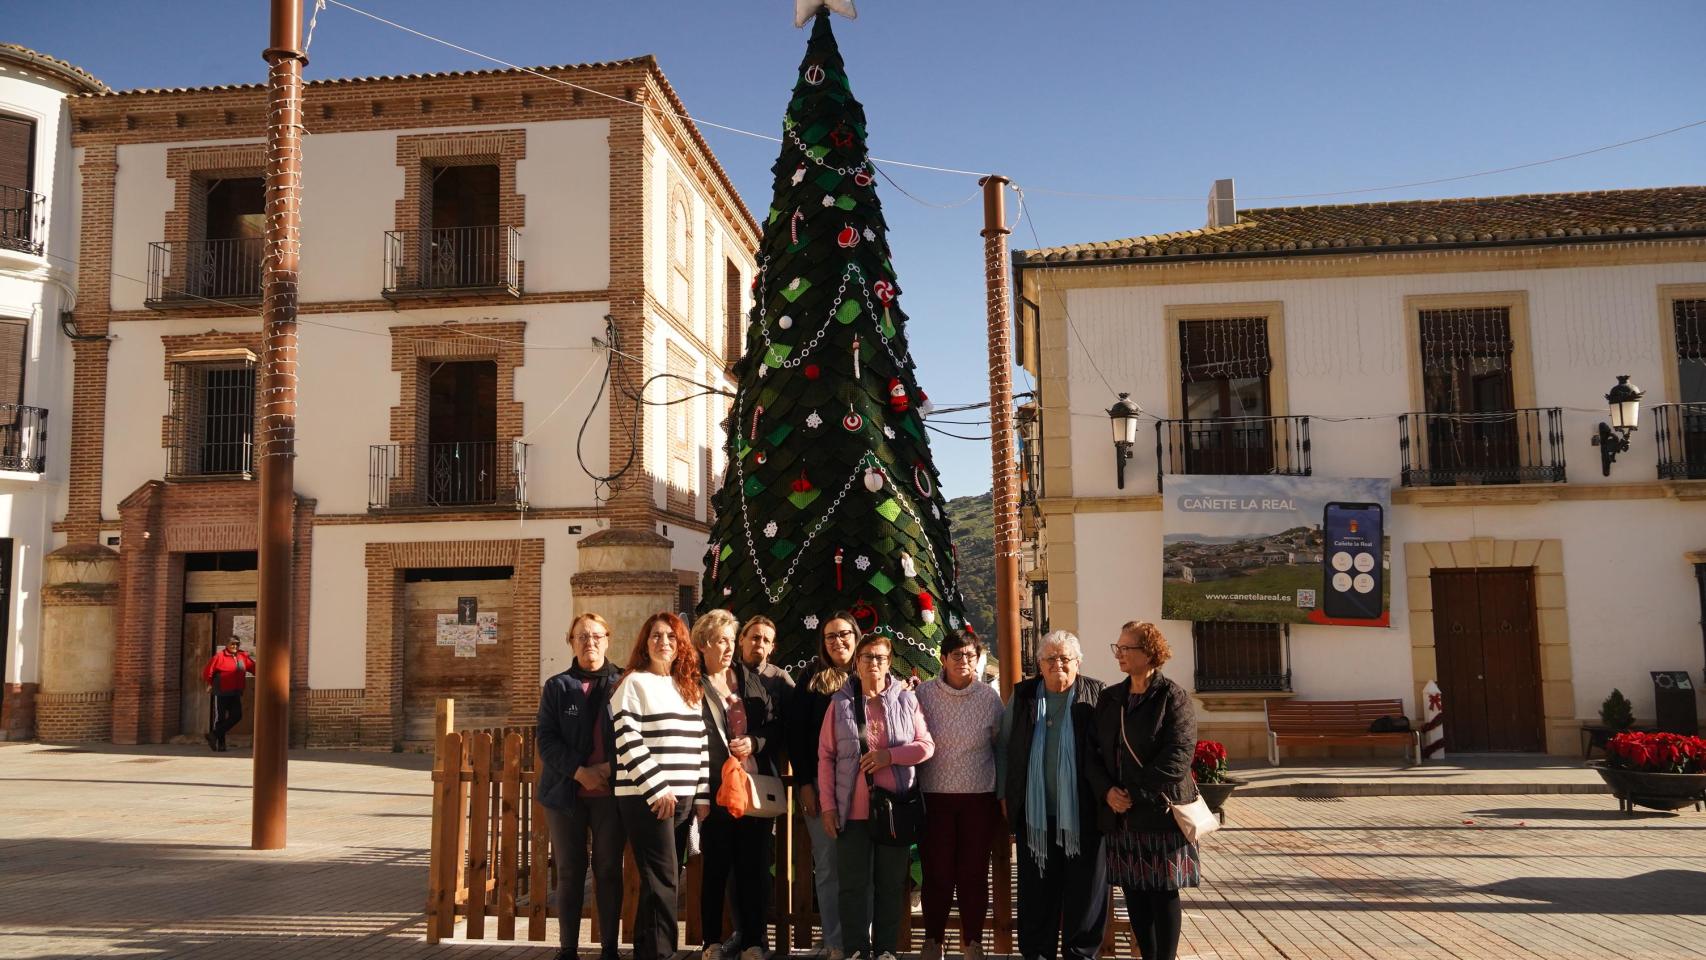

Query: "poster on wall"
<box><xmin>1161</xmin><ymin>475</ymin><xmax>1392</xmax><ymax>627</ymax></box>
<box><xmin>436</xmin><ymin>613</ymin><xmax>480</xmax><ymax>649</ymax></box>
<box><xmin>477</xmin><ymin>612</ymin><xmax>499</xmax><ymax>644</ymax></box>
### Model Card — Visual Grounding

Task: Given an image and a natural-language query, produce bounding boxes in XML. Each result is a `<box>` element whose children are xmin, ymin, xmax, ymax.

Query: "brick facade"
<box><xmin>361</xmin><ymin>538</ymin><xmax>544</xmax><ymax>748</ymax></box>
<box><xmin>0</xmin><ymin>682</ymin><xmax>37</xmax><ymax>741</ymax></box>
<box><xmin>34</xmin><ymin>690</ymin><xmax>111</xmax><ymax>742</ymax></box>
<box><xmin>393</xmin><ymin>129</ymin><xmax>527</xmax><ymax>292</ymax></box>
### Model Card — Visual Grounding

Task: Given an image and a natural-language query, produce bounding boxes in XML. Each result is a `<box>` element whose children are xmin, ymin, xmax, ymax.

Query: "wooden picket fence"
<box><xmin>425</xmin><ymin>697</ymin><xmax>1043</xmax><ymax>952</ymax></box>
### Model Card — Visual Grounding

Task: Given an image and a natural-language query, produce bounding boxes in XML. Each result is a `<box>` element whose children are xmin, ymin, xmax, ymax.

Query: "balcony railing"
<box><xmin>383</xmin><ymin>225</ymin><xmax>520</xmax><ymax>300</ymax></box>
<box><xmin>0</xmin><ymin>404</ymin><xmax>48</xmax><ymax>473</ymax></box>
<box><xmin>1156</xmin><ymin>415</ymin><xmax>1311</xmax><ymax>488</ymax></box>
<box><xmin>1399</xmin><ymin>407</ymin><xmax>1566</xmax><ymax>487</ymax></box>
<box><xmin>1655</xmin><ymin>402</ymin><xmax>1706</xmax><ymax>481</ymax></box>
<box><xmin>0</xmin><ymin>185</ymin><xmax>45</xmax><ymax>256</ymax></box>
<box><xmin>146</xmin><ymin>238</ymin><xmax>265</xmax><ymax>307</ymax></box>
<box><xmin>369</xmin><ymin>440</ymin><xmax>529</xmax><ymax>510</ymax></box>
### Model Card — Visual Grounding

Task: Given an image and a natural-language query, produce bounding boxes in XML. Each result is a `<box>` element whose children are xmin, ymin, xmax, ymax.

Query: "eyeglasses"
<box><xmin>1109</xmin><ymin>643</ymin><xmax>1142</xmax><ymax>654</ymax></box>
<box><xmin>825</xmin><ymin>630</ymin><xmax>856</xmax><ymax>641</ymax></box>
<box><xmin>858</xmin><ymin>653</ymin><xmax>891</xmax><ymax>665</ymax></box>
<box><xmin>943</xmin><ymin>650</ymin><xmax>979</xmax><ymax>662</ymax></box>
<box><xmin>575</xmin><ymin>633</ymin><xmax>608</xmax><ymax>643</ymax></box>
<box><xmin>1041</xmin><ymin>655</ymin><xmax>1077</xmax><ymax>666</ymax></box>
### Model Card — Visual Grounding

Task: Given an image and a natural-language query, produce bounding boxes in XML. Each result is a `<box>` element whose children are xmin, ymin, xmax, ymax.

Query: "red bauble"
<box><xmin>837</xmin><ymin>225</ymin><xmax>860</xmax><ymax>249</ymax></box>
<box><xmin>791</xmin><ymin>470</ymin><xmax>813</xmax><ymax>494</ymax></box>
<box><xmin>854</xmin><ymin>168</ymin><xmax>874</xmax><ymax>187</ymax></box>
<box><xmin>804</xmin><ymin>364</ymin><xmax>822</xmax><ymax>380</ymax></box>
<box><xmin>850</xmin><ymin>599</ymin><xmax>878</xmax><ymax>631</ymax></box>
<box><xmin>887</xmin><ymin>377</ymin><xmax>910</xmax><ymax>413</ymax></box>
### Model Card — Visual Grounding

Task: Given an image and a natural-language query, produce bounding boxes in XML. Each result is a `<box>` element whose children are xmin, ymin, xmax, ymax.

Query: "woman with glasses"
<box><xmin>816</xmin><ymin>629</ymin><xmax>935</xmax><ymax>960</ymax></box>
<box><xmin>785</xmin><ymin>613</ymin><xmax>861</xmax><ymax>960</ymax></box>
<box><xmin>914</xmin><ymin>630</ymin><xmax>1003</xmax><ymax>960</ymax></box>
<box><xmin>1086</xmin><ymin>622</ymin><xmax>1200</xmax><ymax>960</ymax></box>
<box><xmin>536</xmin><ymin>613</ymin><xmax>624</xmax><ymax>960</ymax></box>
<box><xmin>996</xmin><ymin>630</ymin><xmax>1108</xmax><ymax>960</ymax></box>
<box><xmin>693</xmin><ymin>609</ymin><xmax>784</xmax><ymax>960</ymax></box>
<box><xmin>610</xmin><ymin>612</ymin><xmax>709</xmax><ymax>960</ymax></box>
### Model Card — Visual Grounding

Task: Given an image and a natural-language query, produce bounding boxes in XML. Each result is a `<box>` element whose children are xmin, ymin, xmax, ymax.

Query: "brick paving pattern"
<box><xmin>3</xmin><ymin>742</ymin><xmax>1704</xmax><ymax>959</ymax></box>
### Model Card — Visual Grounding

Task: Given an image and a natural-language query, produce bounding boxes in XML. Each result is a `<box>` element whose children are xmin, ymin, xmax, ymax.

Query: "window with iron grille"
<box><xmin>1419</xmin><ymin>307</ymin><xmax>1515</xmax><ymax>415</ymax></box>
<box><xmin>168</xmin><ymin>359</ymin><xmax>255</xmax><ymax>477</ymax></box>
<box><xmin>1676</xmin><ymin>299</ymin><xmax>1706</xmax><ymax>405</ymax></box>
<box><xmin>677</xmin><ymin>583</ymin><xmax>698</xmax><ymax>627</ymax></box>
<box><xmin>1192</xmin><ymin>621</ymin><xmax>1290</xmax><ymax>692</ymax></box>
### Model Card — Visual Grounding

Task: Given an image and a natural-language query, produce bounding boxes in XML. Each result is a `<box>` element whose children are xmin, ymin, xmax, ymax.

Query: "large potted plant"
<box><xmin>1191</xmin><ymin>739</ymin><xmax>1244</xmax><ymax>822</ymax></box>
<box><xmin>1590</xmin><ymin>731</ymin><xmax>1706</xmax><ymax>814</ymax></box>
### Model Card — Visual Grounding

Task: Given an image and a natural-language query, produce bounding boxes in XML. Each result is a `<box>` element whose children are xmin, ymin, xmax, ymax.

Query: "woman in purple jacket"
<box><xmin>816</xmin><ymin>628</ymin><xmax>934</xmax><ymax>960</ymax></box>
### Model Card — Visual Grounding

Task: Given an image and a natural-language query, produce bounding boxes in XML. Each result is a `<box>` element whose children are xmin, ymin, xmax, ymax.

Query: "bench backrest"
<box><xmin>1266</xmin><ymin>698</ymin><xmax>1406</xmax><ymax>735</ymax></box>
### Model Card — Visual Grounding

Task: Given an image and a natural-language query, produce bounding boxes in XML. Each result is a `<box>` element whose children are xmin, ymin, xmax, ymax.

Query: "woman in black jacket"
<box><xmin>536</xmin><ymin>613</ymin><xmax>624</xmax><ymax>960</ymax></box>
<box><xmin>694</xmin><ymin>609</ymin><xmax>784</xmax><ymax>960</ymax></box>
<box><xmin>1086</xmin><ymin>621</ymin><xmax>1201</xmax><ymax>960</ymax></box>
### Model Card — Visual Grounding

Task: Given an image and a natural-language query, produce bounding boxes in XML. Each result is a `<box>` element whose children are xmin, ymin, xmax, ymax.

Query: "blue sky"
<box><xmin>13</xmin><ymin>0</ymin><xmax>1705</xmax><ymax>498</ymax></box>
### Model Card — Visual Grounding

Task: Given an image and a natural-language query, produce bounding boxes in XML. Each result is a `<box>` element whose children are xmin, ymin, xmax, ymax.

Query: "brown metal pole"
<box><xmin>253</xmin><ymin>0</ymin><xmax>305</xmax><ymax>850</ymax></box>
<box><xmin>980</xmin><ymin>176</ymin><xmax>1023</xmax><ymax>701</ymax></box>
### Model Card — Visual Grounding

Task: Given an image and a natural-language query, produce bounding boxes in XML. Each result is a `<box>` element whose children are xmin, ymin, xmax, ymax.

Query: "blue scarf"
<box><xmin>1025</xmin><ymin>683</ymin><xmax>1079</xmax><ymax>873</ymax></box>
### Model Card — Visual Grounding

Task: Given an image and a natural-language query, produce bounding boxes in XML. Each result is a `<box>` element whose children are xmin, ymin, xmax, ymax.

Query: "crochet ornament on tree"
<box><xmin>698</xmin><ymin>9</ymin><xmax>970</xmax><ymax>677</ymax></box>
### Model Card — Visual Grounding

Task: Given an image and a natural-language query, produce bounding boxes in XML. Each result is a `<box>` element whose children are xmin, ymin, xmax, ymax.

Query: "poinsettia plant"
<box><xmin>1191</xmin><ymin>739</ymin><xmax>1230</xmax><ymax>784</ymax></box>
<box><xmin>1604</xmin><ymin>731</ymin><xmax>1706</xmax><ymax>774</ymax></box>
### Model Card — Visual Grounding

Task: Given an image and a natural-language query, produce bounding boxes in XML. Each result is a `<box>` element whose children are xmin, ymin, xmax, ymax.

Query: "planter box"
<box><xmin>1196</xmin><ymin>778</ymin><xmax>1244</xmax><ymax>823</ymax></box>
<box><xmin>1589</xmin><ymin>761</ymin><xmax>1706</xmax><ymax>814</ymax></box>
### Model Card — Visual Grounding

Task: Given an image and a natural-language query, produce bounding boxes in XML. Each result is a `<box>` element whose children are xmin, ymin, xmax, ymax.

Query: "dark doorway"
<box><xmin>200</xmin><ymin>177</ymin><xmax>265</xmax><ymax>299</ymax></box>
<box><xmin>1179</xmin><ymin>317</ymin><xmax>1274</xmax><ymax>475</ymax></box>
<box><xmin>1431</xmin><ymin>567</ymin><xmax>1544</xmax><ymax>752</ymax></box>
<box><xmin>428</xmin><ymin>164</ymin><xmax>500</xmax><ymax>288</ymax></box>
<box><xmin>1419</xmin><ymin>308</ymin><xmax>1519</xmax><ymax>483</ymax></box>
<box><xmin>424</xmin><ymin>360</ymin><xmax>498</xmax><ymax>505</ymax></box>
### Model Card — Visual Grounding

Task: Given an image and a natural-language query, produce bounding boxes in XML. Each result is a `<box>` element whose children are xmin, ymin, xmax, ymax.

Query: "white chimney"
<box><xmin>1207</xmin><ymin>178</ymin><xmax>1236</xmax><ymax>228</ymax></box>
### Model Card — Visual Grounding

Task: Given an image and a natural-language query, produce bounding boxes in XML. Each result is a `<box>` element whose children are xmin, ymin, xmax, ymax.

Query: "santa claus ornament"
<box><xmin>887</xmin><ymin>378</ymin><xmax>909</xmax><ymax>413</ymax></box>
<box><xmin>917</xmin><ymin>592</ymin><xmax>936</xmax><ymax>626</ymax></box>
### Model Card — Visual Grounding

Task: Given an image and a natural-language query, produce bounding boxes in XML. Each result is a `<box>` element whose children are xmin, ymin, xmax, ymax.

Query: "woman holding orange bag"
<box><xmin>693</xmin><ymin>609</ymin><xmax>784</xmax><ymax>960</ymax></box>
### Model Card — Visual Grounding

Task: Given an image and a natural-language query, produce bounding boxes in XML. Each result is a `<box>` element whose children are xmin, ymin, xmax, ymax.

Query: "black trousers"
<box><xmin>212</xmin><ymin>693</ymin><xmax>243</xmax><ymax>740</ymax></box>
<box><xmin>1015</xmin><ymin>830</ymin><xmax>1108</xmax><ymax>960</ymax></box>
<box><xmin>698</xmin><ymin>805</ymin><xmax>773</xmax><ymax>951</ymax></box>
<box><xmin>545</xmin><ymin>796</ymin><xmax>624</xmax><ymax>954</ymax></box>
<box><xmin>617</xmin><ymin>794</ymin><xmax>692</xmax><ymax>960</ymax></box>
<box><xmin>1120</xmin><ymin>887</ymin><xmax>1182</xmax><ymax>960</ymax></box>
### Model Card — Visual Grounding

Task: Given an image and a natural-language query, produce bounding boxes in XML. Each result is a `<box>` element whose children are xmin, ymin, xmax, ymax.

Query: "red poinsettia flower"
<box><xmin>1606</xmin><ymin>731</ymin><xmax>1706</xmax><ymax>774</ymax></box>
<box><xmin>1191</xmin><ymin>739</ymin><xmax>1231</xmax><ymax>784</ymax></box>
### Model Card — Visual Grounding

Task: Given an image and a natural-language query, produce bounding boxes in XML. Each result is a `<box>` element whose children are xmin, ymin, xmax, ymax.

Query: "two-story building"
<box><xmin>1015</xmin><ymin>184</ymin><xmax>1706</xmax><ymax>759</ymax></box>
<box><xmin>23</xmin><ymin>56</ymin><xmax>756</xmax><ymax>748</ymax></box>
<box><xmin>0</xmin><ymin>46</ymin><xmax>108</xmax><ymax>741</ymax></box>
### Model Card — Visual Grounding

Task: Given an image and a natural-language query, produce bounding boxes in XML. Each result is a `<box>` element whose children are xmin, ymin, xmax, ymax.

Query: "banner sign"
<box><xmin>1161</xmin><ymin>475</ymin><xmax>1391</xmax><ymax>627</ymax></box>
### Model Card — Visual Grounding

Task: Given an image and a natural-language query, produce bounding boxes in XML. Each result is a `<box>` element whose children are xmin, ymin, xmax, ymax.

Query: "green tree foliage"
<box><xmin>698</xmin><ymin>13</ymin><xmax>970</xmax><ymax>676</ymax></box>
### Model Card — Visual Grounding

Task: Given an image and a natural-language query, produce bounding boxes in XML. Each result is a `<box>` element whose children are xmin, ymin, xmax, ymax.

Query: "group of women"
<box><xmin>537</xmin><ymin>611</ymin><xmax>1202</xmax><ymax>960</ymax></box>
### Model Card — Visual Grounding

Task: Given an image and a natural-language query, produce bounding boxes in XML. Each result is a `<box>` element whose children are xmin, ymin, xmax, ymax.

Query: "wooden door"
<box><xmin>1431</xmin><ymin>568</ymin><xmax>1543</xmax><ymax>752</ymax></box>
<box><xmin>402</xmin><ymin>577</ymin><xmax>514</xmax><ymax>743</ymax></box>
<box><xmin>180</xmin><ymin>613</ymin><xmax>214</xmax><ymax>737</ymax></box>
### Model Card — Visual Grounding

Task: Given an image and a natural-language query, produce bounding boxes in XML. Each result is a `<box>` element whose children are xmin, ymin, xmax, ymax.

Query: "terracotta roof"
<box><xmin>0</xmin><ymin>43</ymin><xmax>110</xmax><ymax>94</ymax></box>
<box><xmin>71</xmin><ymin>57</ymin><xmax>651</xmax><ymax>98</ymax></box>
<box><xmin>1015</xmin><ymin>186</ymin><xmax>1706</xmax><ymax>265</ymax></box>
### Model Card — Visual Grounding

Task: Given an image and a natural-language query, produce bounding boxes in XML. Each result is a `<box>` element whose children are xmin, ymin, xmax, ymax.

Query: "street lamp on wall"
<box><xmin>1592</xmin><ymin>374</ymin><xmax>1645</xmax><ymax>477</ymax></box>
<box><xmin>1107</xmin><ymin>392</ymin><xmax>1142</xmax><ymax>489</ymax></box>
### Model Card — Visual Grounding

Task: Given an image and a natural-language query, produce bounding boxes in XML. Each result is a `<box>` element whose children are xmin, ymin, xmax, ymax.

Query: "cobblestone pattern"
<box><xmin>2</xmin><ymin>742</ymin><xmax>1703</xmax><ymax>960</ymax></box>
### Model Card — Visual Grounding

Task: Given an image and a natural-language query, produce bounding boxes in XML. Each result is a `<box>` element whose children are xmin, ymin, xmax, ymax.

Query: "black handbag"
<box><xmin>853</xmin><ymin>689</ymin><xmax>925</xmax><ymax>847</ymax></box>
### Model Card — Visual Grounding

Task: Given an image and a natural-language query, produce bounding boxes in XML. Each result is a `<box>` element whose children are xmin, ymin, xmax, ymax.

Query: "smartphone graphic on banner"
<box><xmin>1321</xmin><ymin>502</ymin><xmax>1384</xmax><ymax>621</ymax></box>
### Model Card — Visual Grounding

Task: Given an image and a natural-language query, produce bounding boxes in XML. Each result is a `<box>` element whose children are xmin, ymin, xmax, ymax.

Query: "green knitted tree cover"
<box><xmin>698</xmin><ymin>12</ymin><xmax>970</xmax><ymax>677</ymax></box>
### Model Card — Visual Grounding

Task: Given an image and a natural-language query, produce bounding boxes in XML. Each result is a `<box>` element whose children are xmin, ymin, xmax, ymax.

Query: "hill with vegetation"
<box><xmin>946</xmin><ymin>491</ymin><xmax>996</xmax><ymax>642</ymax></box>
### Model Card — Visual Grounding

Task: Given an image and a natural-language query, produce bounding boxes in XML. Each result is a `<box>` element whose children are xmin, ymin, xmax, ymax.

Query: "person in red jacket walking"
<box><xmin>201</xmin><ymin>638</ymin><xmax>255</xmax><ymax>752</ymax></box>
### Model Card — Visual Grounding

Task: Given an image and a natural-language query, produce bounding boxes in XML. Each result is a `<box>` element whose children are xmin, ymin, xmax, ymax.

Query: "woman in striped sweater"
<box><xmin>611</xmin><ymin>611</ymin><xmax>710</xmax><ymax>960</ymax></box>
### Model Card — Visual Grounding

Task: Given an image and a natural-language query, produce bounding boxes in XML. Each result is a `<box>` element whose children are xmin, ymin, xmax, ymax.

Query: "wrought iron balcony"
<box><xmin>1655</xmin><ymin>402</ymin><xmax>1706</xmax><ymax>481</ymax></box>
<box><xmin>0</xmin><ymin>404</ymin><xmax>48</xmax><ymax>473</ymax></box>
<box><xmin>382</xmin><ymin>225</ymin><xmax>520</xmax><ymax>300</ymax></box>
<box><xmin>1399</xmin><ymin>407</ymin><xmax>1566</xmax><ymax>487</ymax></box>
<box><xmin>369</xmin><ymin>440</ymin><xmax>530</xmax><ymax>511</ymax></box>
<box><xmin>0</xmin><ymin>186</ymin><xmax>45</xmax><ymax>256</ymax></box>
<box><xmin>1155</xmin><ymin>415</ymin><xmax>1311</xmax><ymax>488</ymax></box>
<box><xmin>145</xmin><ymin>238</ymin><xmax>265</xmax><ymax>307</ymax></box>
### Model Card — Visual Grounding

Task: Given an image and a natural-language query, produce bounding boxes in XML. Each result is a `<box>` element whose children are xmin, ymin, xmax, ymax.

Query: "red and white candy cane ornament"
<box><xmin>834</xmin><ymin>547</ymin><xmax>845</xmax><ymax>590</ymax></box>
<box><xmin>873</xmin><ymin>280</ymin><xmax>896</xmax><ymax>306</ymax></box>
<box><xmin>790</xmin><ymin>208</ymin><xmax>805</xmax><ymax>244</ymax></box>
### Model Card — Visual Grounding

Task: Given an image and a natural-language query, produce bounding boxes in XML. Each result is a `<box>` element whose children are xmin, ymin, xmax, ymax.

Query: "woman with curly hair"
<box><xmin>611</xmin><ymin>611</ymin><xmax>709</xmax><ymax>960</ymax></box>
<box><xmin>1087</xmin><ymin>621</ymin><xmax>1200</xmax><ymax>960</ymax></box>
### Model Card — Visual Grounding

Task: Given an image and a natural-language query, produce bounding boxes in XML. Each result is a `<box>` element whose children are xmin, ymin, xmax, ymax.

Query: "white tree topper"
<box><xmin>795</xmin><ymin>0</ymin><xmax>857</xmax><ymax>27</ymax></box>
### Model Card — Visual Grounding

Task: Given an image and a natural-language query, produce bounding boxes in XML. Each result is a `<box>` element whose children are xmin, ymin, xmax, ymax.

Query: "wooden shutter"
<box><xmin>0</xmin><ymin>321</ymin><xmax>26</xmax><ymax>408</ymax></box>
<box><xmin>0</xmin><ymin>116</ymin><xmax>33</xmax><ymax>192</ymax></box>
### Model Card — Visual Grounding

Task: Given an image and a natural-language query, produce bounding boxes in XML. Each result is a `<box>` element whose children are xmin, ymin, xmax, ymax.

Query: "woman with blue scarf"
<box><xmin>996</xmin><ymin>630</ymin><xmax>1109</xmax><ymax>960</ymax></box>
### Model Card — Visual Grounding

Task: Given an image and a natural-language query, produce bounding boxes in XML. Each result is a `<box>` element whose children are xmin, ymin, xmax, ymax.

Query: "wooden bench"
<box><xmin>1265</xmin><ymin>698</ymin><xmax>1421</xmax><ymax>766</ymax></box>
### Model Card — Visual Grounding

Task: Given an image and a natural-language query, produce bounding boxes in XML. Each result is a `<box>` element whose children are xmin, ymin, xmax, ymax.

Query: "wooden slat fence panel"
<box><xmin>496</xmin><ymin>733</ymin><xmax>522</xmax><ymax>939</ymax></box>
<box><xmin>465</xmin><ymin>733</ymin><xmax>493</xmax><ymax>938</ymax></box>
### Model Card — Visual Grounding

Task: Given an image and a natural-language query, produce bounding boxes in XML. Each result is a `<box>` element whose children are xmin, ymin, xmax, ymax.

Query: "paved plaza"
<box><xmin>3</xmin><ymin>742</ymin><xmax>1704</xmax><ymax>959</ymax></box>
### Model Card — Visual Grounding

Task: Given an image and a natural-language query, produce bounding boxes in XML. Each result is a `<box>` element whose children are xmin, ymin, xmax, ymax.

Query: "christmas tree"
<box><xmin>699</xmin><ymin>10</ymin><xmax>971</xmax><ymax>677</ymax></box>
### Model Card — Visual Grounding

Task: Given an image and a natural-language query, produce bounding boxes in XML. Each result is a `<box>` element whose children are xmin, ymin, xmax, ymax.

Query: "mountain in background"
<box><xmin>946</xmin><ymin>491</ymin><xmax>996</xmax><ymax>642</ymax></box>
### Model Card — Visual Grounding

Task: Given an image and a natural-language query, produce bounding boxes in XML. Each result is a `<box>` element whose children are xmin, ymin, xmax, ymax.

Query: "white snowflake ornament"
<box><xmin>764</xmin><ymin>520</ymin><xmax>779</xmax><ymax>538</ymax></box>
<box><xmin>863</xmin><ymin>227</ymin><xmax>876</xmax><ymax>242</ymax></box>
<box><xmin>821</xmin><ymin>194</ymin><xmax>835</xmax><ymax>208</ymax></box>
<box><xmin>805</xmin><ymin>410</ymin><xmax>823</xmax><ymax>429</ymax></box>
<box><xmin>883</xmin><ymin>425</ymin><xmax>896</xmax><ymax>439</ymax></box>
<box><xmin>803</xmin><ymin>614</ymin><xmax>820</xmax><ymax>631</ymax></box>
<box><xmin>854</xmin><ymin>555</ymin><xmax>871</xmax><ymax>571</ymax></box>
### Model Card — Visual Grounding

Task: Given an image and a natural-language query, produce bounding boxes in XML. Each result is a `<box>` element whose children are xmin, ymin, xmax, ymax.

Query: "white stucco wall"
<box><xmin>1052</xmin><ymin>255</ymin><xmax>1706</xmax><ymax>723</ymax></box>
